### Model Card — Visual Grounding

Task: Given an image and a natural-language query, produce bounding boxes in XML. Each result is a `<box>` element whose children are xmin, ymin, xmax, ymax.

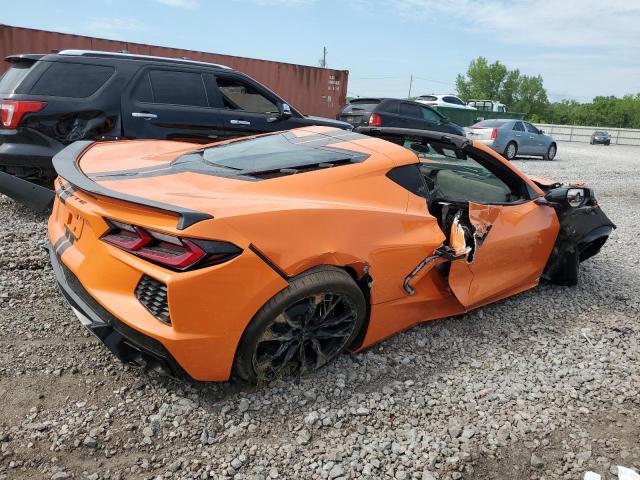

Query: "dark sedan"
<box><xmin>590</xmin><ymin>131</ymin><xmax>611</xmax><ymax>145</ymax></box>
<box><xmin>338</xmin><ymin>98</ymin><xmax>465</xmax><ymax>136</ymax></box>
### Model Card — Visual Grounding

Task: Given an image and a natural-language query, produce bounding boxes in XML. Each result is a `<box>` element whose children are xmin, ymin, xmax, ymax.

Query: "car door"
<box><xmin>419</xmin><ymin>106</ymin><xmax>447</xmax><ymax>133</ymax></box>
<box><xmin>399</xmin><ymin>102</ymin><xmax>438</xmax><ymax>131</ymax></box>
<box><xmin>524</xmin><ymin>122</ymin><xmax>546</xmax><ymax>155</ymax></box>
<box><xmin>208</xmin><ymin>73</ymin><xmax>287</xmax><ymax>137</ymax></box>
<box><xmin>511</xmin><ymin>121</ymin><xmax>529</xmax><ymax>153</ymax></box>
<box><xmin>406</xmin><ymin>140</ymin><xmax>559</xmax><ymax>308</ymax></box>
<box><xmin>121</xmin><ymin>68</ymin><xmax>225</xmax><ymax>142</ymax></box>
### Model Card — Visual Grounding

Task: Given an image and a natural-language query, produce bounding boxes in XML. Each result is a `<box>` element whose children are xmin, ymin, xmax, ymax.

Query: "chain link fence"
<box><xmin>534</xmin><ymin>124</ymin><xmax>640</xmax><ymax>146</ymax></box>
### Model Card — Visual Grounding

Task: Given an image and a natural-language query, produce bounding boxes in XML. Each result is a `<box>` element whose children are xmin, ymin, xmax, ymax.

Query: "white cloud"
<box><xmin>87</xmin><ymin>17</ymin><xmax>149</xmax><ymax>31</ymax></box>
<box><xmin>154</xmin><ymin>0</ymin><xmax>199</xmax><ymax>9</ymax></box>
<box><xmin>392</xmin><ymin>0</ymin><xmax>640</xmax><ymax>49</ymax></box>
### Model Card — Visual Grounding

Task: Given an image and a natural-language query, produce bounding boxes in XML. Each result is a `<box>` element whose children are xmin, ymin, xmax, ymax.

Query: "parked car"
<box><xmin>467</xmin><ymin>99</ymin><xmax>507</xmax><ymax>113</ymax></box>
<box><xmin>415</xmin><ymin>94</ymin><xmax>476</xmax><ymax>110</ymax></box>
<box><xmin>0</xmin><ymin>50</ymin><xmax>350</xmax><ymax>187</ymax></box>
<box><xmin>466</xmin><ymin>119</ymin><xmax>557</xmax><ymax>160</ymax></box>
<box><xmin>47</xmin><ymin>125</ymin><xmax>613</xmax><ymax>382</ymax></box>
<box><xmin>338</xmin><ymin>98</ymin><xmax>465</xmax><ymax>136</ymax></box>
<box><xmin>590</xmin><ymin>130</ymin><xmax>611</xmax><ymax>145</ymax></box>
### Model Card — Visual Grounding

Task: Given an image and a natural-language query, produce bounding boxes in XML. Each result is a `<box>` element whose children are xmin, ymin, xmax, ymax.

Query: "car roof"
<box><xmin>38</xmin><ymin>49</ymin><xmax>232</xmax><ymax>70</ymax></box>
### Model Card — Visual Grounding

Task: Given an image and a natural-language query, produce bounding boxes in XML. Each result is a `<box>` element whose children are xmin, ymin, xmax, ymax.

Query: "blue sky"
<box><xmin>2</xmin><ymin>0</ymin><xmax>639</xmax><ymax>102</ymax></box>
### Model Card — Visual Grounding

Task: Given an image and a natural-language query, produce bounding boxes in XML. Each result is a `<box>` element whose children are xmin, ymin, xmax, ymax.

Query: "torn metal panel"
<box><xmin>0</xmin><ymin>170</ymin><xmax>54</xmax><ymax>212</ymax></box>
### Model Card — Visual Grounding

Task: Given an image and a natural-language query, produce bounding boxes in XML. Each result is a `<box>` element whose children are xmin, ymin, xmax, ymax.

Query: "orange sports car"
<box><xmin>47</xmin><ymin>126</ymin><xmax>614</xmax><ymax>382</ymax></box>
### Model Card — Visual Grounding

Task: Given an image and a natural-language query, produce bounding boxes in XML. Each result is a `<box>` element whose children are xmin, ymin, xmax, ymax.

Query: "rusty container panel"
<box><xmin>0</xmin><ymin>25</ymin><xmax>348</xmax><ymax>118</ymax></box>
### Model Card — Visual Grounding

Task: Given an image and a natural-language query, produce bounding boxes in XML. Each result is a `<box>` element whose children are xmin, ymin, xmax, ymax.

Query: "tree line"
<box><xmin>455</xmin><ymin>57</ymin><xmax>640</xmax><ymax>128</ymax></box>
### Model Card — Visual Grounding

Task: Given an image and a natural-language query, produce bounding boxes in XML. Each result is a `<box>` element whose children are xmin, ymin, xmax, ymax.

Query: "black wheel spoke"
<box><xmin>313</xmin><ymin>325</ymin><xmax>354</xmax><ymax>339</ymax></box>
<box><xmin>253</xmin><ymin>290</ymin><xmax>358</xmax><ymax>379</ymax></box>
<box><xmin>310</xmin><ymin>337</ymin><xmax>328</xmax><ymax>369</ymax></box>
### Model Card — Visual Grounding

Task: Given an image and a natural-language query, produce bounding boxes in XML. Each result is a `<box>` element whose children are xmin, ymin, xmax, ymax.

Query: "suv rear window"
<box><xmin>0</xmin><ymin>63</ymin><xmax>33</xmax><ymax>94</ymax></box>
<box><xmin>29</xmin><ymin>62</ymin><xmax>114</xmax><ymax>98</ymax></box>
<box><xmin>342</xmin><ymin>100</ymin><xmax>380</xmax><ymax>113</ymax></box>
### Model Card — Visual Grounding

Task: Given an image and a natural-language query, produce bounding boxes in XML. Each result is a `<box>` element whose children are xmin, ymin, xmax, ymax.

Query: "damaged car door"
<box><xmin>410</xmin><ymin>140</ymin><xmax>560</xmax><ymax>309</ymax></box>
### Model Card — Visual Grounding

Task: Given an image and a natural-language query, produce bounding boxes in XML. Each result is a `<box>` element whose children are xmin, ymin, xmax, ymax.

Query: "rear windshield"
<box><xmin>0</xmin><ymin>63</ymin><xmax>33</xmax><ymax>94</ymax></box>
<box><xmin>417</xmin><ymin>95</ymin><xmax>437</xmax><ymax>101</ymax></box>
<box><xmin>196</xmin><ymin>132</ymin><xmax>365</xmax><ymax>175</ymax></box>
<box><xmin>343</xmin><ymin>99</ymin><xmax>380</xmax><ymax>113</ymax></box>
<box><xmin>29</xmin><ymin>62</ymin><xmax>114</xmax><ymax>98</ymax></box>
<box><xmin>472</xmin><ymin>120</ymin><xmax>507</xmax><ymax>128</ymax></box>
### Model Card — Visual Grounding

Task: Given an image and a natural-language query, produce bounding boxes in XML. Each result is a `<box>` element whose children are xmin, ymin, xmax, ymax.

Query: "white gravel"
<box><xmin>0</xmin><ymin>141</ymin><xmax>638</xmax><ymax>480</ymax></box>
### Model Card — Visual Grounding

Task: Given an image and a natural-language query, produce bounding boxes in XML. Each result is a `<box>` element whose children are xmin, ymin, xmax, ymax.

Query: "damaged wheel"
<box><xmin>234</xmin><ymin>267</ymin><xmax>365</xmax><ymax>383</ymax></box>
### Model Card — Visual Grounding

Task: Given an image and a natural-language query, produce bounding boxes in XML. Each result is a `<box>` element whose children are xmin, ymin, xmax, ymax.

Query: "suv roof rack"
<box><xmin>57</xmin><ymin>50</ymin><xmax>231</xmax><ymax>69</ymax></box>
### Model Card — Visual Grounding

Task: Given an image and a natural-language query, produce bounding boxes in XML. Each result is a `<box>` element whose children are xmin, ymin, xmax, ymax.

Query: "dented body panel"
<box><xmin>47</xmin><ymin>126</ymin><xmax>613</xmax><ymax>381</ymax></box>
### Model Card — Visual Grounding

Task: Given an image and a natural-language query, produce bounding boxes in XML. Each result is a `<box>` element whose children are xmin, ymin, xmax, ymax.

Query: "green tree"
<box><xmin>456</xmin><ymin>57</ymin><xmax>549</xmax><ymax>118</ymax></box>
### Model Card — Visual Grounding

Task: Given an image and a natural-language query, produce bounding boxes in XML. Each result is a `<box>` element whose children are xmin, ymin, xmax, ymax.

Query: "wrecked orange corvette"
<box><xmin>47</xmin><ymin>126</ymin><xmax>614</xmax><ymax>382</ymax></box>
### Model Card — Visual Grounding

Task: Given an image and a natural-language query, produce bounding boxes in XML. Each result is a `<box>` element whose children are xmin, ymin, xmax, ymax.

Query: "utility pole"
<box><xmin>319</xmin><ymin>47</ymin><xmax>327</xmax><ymax>68</ymax></box>
<box><xmin>408</xmin><ymin>74</ymin><xmax>413</xmax><ymax>99</ymax></box>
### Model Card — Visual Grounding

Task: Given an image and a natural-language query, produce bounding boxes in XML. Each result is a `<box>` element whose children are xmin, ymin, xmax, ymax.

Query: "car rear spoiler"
<box><xmin>0</xmin><ymin>170</ymin><xmax>55</xmax><ymax>212</ymax></box>
<box><xmin>354</xmin><ymin>126</ymin><xmax>470</xmax><ymax>149</ymax></box>
<box><xmin>52</xmin><ymin>141</ymin><xmax>213</xmax><ymax>230</ymax></box>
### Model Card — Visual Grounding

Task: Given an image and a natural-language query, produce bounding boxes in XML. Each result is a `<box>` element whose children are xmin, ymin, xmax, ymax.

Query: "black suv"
<box><xmin>338</xmin><ymin>98</ymin><xmax>465</xmax><ymax>136</ymax></box>
<box><xmin>0</xmin><ymin>50</ymin><xmax>350</xmax><ymax>184</ymax></box>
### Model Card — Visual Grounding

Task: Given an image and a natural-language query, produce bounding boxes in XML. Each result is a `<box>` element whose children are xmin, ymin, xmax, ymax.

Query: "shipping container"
<box><xmin>0</xmin><ymin>24</ymin><xmax>348</xmax><ymax>118</ymax></box>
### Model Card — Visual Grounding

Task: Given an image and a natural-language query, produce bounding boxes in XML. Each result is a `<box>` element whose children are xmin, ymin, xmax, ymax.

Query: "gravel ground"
<box><xmin>0</xmin><ymin>141</ymin><xmax>638</xmax><ymax>480</ymax></box>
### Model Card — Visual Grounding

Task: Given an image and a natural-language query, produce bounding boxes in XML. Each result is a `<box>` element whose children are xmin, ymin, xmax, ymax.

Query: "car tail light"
<box><xmin>101</xmin><ymin>219</ymin><xmax>242</xmax><ymax>271</ymax></box>
<box><xmin>490</xmin><ymin>128</ymin><xmax>498</xmax><ymax>140</ymax></box>
<box><xmin>368</xmin><ymin>113</ymin><xmax>382</xmax><ymax>126</ymax></box>
<box><xmin>0</xmin><ymin>100</ymin><xmax>46</xmax><ymax>128</ymax></box>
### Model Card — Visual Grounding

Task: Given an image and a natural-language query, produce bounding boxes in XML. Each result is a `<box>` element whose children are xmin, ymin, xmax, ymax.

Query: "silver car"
<box><xmin>466</xmin><ymin>119</ymin><xmax>557</xmax><ymax>161</ymax></box>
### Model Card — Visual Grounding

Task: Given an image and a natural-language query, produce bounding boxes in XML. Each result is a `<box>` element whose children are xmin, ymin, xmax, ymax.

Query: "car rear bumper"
<box><xmin>47</xmin><ymin>191</ymin><xmax>289</xmax><ymax>381</ymax></box>
<box><xmin>48</xmin><ymin>243</ymin><xmax>192</xmax><ymax>379</ymax></box>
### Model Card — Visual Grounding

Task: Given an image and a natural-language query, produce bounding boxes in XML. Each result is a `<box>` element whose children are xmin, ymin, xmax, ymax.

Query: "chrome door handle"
<box><xmin>515</xmin><ymin>134</ymin><xmax>522</xmax><ymax>137</ymax></box>
<box><xmin>230</xmin><ymin>119</ymin><xmax>251</xmax><ymax>125</ymax></box>
<box><xmin>132</xmin><ymin>112</ymin><xmax>158</xmax><ymax>120</ymax></box>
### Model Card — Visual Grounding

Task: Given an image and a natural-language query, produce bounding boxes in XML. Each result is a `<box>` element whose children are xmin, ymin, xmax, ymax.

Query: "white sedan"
<box><xmin>415</xmin><ymin>94</ymin><xmax>476</xmax><ymax>110</ymax></box>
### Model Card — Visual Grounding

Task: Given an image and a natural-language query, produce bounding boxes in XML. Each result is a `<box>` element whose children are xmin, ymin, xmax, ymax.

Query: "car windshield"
<box><xmin>196</xmin><ymin>132</ymin><xmax>364</xmax><ymax>174</ymax></box>
<box><xmin>595</xmin><ymin>131</ymin><xmax>608</xmax><ymax>135</ymax></box>
<box><xmin>472</xmin><ymin>120</ymin><xmax>507</xmax><ymax>128</ymax></box>
<box><xmin>417</xmin><ymin>96</ymin><xmax>437</xmax><ymax>101</ymax></box>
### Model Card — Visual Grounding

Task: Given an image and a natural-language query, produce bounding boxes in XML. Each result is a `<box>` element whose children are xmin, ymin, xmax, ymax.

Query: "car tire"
<box><xmin>504</xmin><ymin>141</ymin><xmax>518</xmax><ymax>161</ymax></box>
<box><xmin>590</xmin><ymin>139</ymin><xmax>594</xmax><ymax>145</ymax></box>
<box><xmin>544</xmin><ymin>143</ymin><xmax>557</xmax><ymax>161</ymax></box>
<box><xmin>233</xmin><ymin>266</ymin><xmax>366</xmax><ymax>383</ymax></box>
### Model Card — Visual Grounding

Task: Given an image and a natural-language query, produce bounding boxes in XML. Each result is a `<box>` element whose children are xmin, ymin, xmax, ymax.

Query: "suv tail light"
<box><xmin>101</xmin><ymin>219</ymin><xmax>242</xmax><ymax>271</ymax></box>
<box><xmin>0</xmin><ymin>100</ymin><xmax>46</xmax><ymax>128</ymax></box>
<box><xmin>368</xmin><ymin>113</ymin><xmax>382</xmax><ymax>126</ymax></box>
<box><xmin>490</xmin><ymin>128</ymin><xmax>498</xmax><ymax>140</ymax></box>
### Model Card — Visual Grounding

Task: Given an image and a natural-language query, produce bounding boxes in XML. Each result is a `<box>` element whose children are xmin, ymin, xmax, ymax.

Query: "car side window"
<box><xmin>443</xmin><ymin>96</ymin><xmax>465</xmax><ymax>105</ymax></box>
<box><xmin>513</xmin><ymin>122</ymin><xmax>525</xmax><ymax>132</ymax></box>
<box><xmin>524</xmin><ymin>122</ymin><xmax>539</xmax><ymax>134</ymax></box>
<box><xmin>421</xmin><ymin>107</ymin><xmax>441</xmax><ymax>123</ymax></box>
<box><xmin>403</xmin><ymin>140</ymin><xmax>528</xmax><ymax>204</ymax></box>
<box><xmin>148</xmin><ymin>70</ymin><xmax>208</xmax><ymax>107</ymax></box>
<box><xmin>132</xmin><ymin>73</ymin><xmax>153</xmax><ymax>103</ymax></box>
<box><xmin>399</xmin><ymin>103</ymin><xmax>422</xmax><ymax>118</ymax></box>
<box><xmin>215</xmin><ymin>76</ymin><xmax>279</xmax><ymax>114</ymax></box>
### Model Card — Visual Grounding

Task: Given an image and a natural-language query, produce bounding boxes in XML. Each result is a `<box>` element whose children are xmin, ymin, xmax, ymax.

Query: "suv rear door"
<box><xmin>121</xmin><ymin>67</ymin><xmax>225</xmax><ymax>143</ymax></box>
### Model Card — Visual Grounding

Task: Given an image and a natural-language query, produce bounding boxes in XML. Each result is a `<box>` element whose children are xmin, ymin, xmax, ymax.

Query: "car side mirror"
<box><xmin>542</xmin><ymin>187</ymin><xmax>591</xmax><ymax>207</ymax></box>
<box><xmin>539</xmin><ymin>129</ymin><xmax>545</xmax><ymax>134</ymax></box>
<box><xmin>267</xmin><ymin>102</ymin><xmax>293</xmax><ymax>122</ymax></box>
